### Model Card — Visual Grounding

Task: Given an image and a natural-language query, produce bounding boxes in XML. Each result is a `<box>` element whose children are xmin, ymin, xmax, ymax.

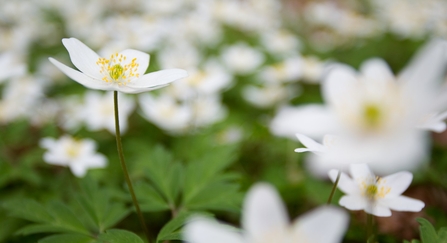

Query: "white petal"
<box><xmin>381</xmin><ymin>171</ymin><xmax>412</xmax><ymax>196</ymax></box>
<box><xmin>118</xmin><ymin>49</ymin><xmax>150</xmax><ymax>76</ymax></box>
<box><xmin>339</xmin><ymin>195</ymin><xmax>367</xmax><ymax>211</ymax></box>
<box><xmin>270</xmin><ymin>105</ymin><xmax>338</xmax><ymax>139</ymax></box>
<box><xmin>328</xmin><ymin>170</ymin><xmax>359</xmax><ymax>195</ymax></box>
<box><xmin>322</xmin><ymin>64</ymin><xmax>358</xmax><ymax>107</ymax></box>
<box><xmin>69</xmin><ymin>163</ymin><xmax>88</xmax><ymax>177</ymax></box>
<box><xmin>381</xmin><ymin>196</ymin><xmax>425</xmax><ymax>212</ymax></box>
<box><xmin>398</xmin><ymin>39</ymin><xmax>447</xmax><ymax>88</ymax></box>
<box><xmin>127</xmin><ymin>69</ymin><xmax>188</xmax><ymax>90</ymax></box>
<box><xmin>295</xmin><ymin>134</ymin><xmax>326</xmax><ymax>154</ymax></box>
<box><xmin>40</xmin><ymin>137</ymin><xmax>56</xmax><ymax>149</ymax></box>
<box><xmin>183</xmin><ymin>217</ymin><xmax>244</xmax><ymax>243</ymax></box>
<box><xmin>360</xmin><ymin>58</ymin><xmax>395</xmax><ymax>83</ymax></box>
<box><xmin>61</xmin><ymin>38</ymin><xmax>102</xmax><ymax>78</ymax></box>
<box><xmin>242</xmin><ymin>183</ymin><xmax>289</xmax><ymax>241</ymax></box>
<box><xmin>349</xmin><ymin>164</ymin><xmax>375</xmax><ymax>183</ymax></box>
<box><xmin>292</xmin><ymin>206</ymin><xmax>349</xmax><ymax>243</ymax></box>
<box><xmin>49</xmin><ymin>58</ymin><xmax>113</xmax><ymax>91</ymax></box>
<box><xmin>365</xmin><ymin>203</ymin><xmax>392</xmax><ymax>217</ymax></box>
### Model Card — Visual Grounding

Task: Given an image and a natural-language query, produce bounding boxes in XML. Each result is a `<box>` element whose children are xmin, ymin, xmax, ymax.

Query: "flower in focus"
<box><xmin>329</xmin><ymin>163</ymin><xmax>424</xmax><ymax>217</ymax></box>
<box><xmin>49</xmin><ymin>38</ymin><xmax>187</xmax><ymax>93</ymax></box>
<box><xmin>184</xmin><ymin>183</ymin><xmax>348</xmax><ymax>243</ymax></box>
<box><xmin>271</xmin><ymin>39</ymin><xmax>447</xmax><ymax>176</ymax></box>
<box><xmin>40</xmin><ymin>135</ymin><xmax>107</xmax><ymax>177</ymax></box>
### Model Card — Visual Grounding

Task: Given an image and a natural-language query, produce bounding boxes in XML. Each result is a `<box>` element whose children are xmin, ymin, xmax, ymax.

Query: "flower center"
<box><xmin>66</xmin><ymin>142</ymin><xmax>81</xmax><ymax>159</ymax></box>
<box><xmin>365</xmin><ymin>184</ymin><xmax>378</xmax><ymax>199</ymax></box>
<box><xmin>361</xmin><ymin>176</ymin><xmax>391</xmax><ymax>201</ymax></box>
<box><xmin>363</xmin><ymin>104</ymin><xmax>382</xmax><ymax>128</ymax></box>
<box><xmin>96</xmin><ymin>53</ymin><xmax>140</xmax><ymax>85</ymax></box>
<box><xmin>110</xmin><ymin>64</ymin><xmax>124</xmax><ymax>80</ymax></box>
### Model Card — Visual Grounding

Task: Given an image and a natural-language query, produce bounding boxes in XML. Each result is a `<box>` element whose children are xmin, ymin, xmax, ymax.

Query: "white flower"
<box><xmin>271</xmin><ymin>39</ymin><xmax>447</xmax><ymax>176</ymax></box>
<box><xmin>83</xmin><ymin>91</ymin><xmax>135</xmax><ymax>134</ymax></box>
<box><xmin>49</xmin><ymin>38</ymin><xmax>187</xmax><ymax>94</ymax></box>
<box><xmin>40</xmin><ymin>135</ymin><xmax>107</xmax><ymax>177</ymax></box>
<box><xmin>184</xmin><ymin>183</ymin><xmax>349</xmax><ymax>243</ymax></box>
<box><xmin>138</xmin><ymin>93</ymin><xmax>192</xmax><ymax>133</ymax></box>
<box><xmin>221</xmin><ymin>42</ymin><xmax>264</xmax><ymax>75</ymax></box>
<box><xmin>328</xmin><ymin>164</ymin><xmax>425</xmax><ymax>217</ymax></box>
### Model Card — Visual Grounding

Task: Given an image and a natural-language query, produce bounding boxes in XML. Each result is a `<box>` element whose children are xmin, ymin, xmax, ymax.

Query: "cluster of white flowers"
<box><xmin>272</xmin><ymin>39</ymin><xmax>447</xmax><ymax>176</ymax></box>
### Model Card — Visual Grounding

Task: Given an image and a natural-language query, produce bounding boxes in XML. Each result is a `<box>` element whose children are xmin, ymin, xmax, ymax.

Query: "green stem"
<box><xmin>366</xmin><ymin>213</ymin><xmax>374</xmax><ymax>242</ymax></box>
<box><xmin>114</xmin><ymin>91</ymin><xmax>150</xmax><ymax>242</ymax></box>
<box><xmin>327</xmin><ymin>171</ymin><xmax>341</xmax><ymax>204</ymax></box>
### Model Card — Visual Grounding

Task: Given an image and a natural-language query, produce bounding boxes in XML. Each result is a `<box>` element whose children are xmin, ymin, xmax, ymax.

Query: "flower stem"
<box><xmin>327</xmin><ymin>170</ymin><xmax>341</xmax><ymax>205</ymax></box>
<box><xmin>366</xmin><ymin>213</ymin><xmax>374</xmax><ymax>242</ymax></box>
<box><xmin>114</xmin><ymin>91</ymin><xmax>150</xmax><ymax>242</ymax></box>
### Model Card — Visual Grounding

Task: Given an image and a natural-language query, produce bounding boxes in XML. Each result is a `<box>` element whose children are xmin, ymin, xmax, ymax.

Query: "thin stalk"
<box><xmin>327</xmin><ymin>171</ymin><xmax>341</xmax><ymax>204</ymax></box>
<box><xmin>327</xmin><ymin>171</ymin><xmax>346</xmax><ymax>243</ymax></box>
<box><xmin>366</xmin><ymin>213</ymin><xmax>374</xmax><ymax>242</ymax></box>
<box><xmin>114</xmin><ymin>91</ymin><xmax>150</xmax><ymax>242</ymax></box>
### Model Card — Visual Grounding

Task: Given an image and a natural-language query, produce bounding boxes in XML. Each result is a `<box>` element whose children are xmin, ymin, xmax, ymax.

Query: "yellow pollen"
<box><xmin>110</xmin><ymin>64</ymin><xmax>124</xmax><ymax>80</ymax></box>
<box><xmin>366</xmin><ymin>185</ymin><xmax>378</xmax><ymax>198</ymax></box>
<box><xmin>363</xmin><ymin>104</ymin><xmax>381</xmax><ymax>128</ymax></box>
<box><xmin>96</xmin><ymin>52</ymin><xmax>140</xmax><ymax>85</ymax></box>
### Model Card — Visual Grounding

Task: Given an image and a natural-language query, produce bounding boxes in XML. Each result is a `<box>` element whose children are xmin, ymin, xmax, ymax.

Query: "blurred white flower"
<box><xmin>0</xmin><ymin>52</ymin><xmax>26</xmax><ymax>82</ymax></box>
<box><xmin>328</xmin><ymin>164</ymin><xmax>424</xmax><ymax>217</ymax></box>
<box><xmin>259</xmin><ymin>57</ymin><xmax>303</xmax><ymax>84</ymax></box>
<box><xmin>139</xmin><ymin>93</ymin><xmax>192</xmax><ymax>133</ymax></box>
<box><xmin>49</xmin><ymin>38</ymin><xmax>187</xmax><ymax>93</ymax></box>
<box><xmin>40</xmin><ymin>135</ymin><xmax>107</xmax><ymax>177</ymax></box>
<box><xmin>191</xmin><ymin>95</ymin><xmax>227</xmax><ymax>128</ymax></box>
<box><xmin>221</xmin><ymin>42</ymin><xmax>264</xmax><ymax>75</ymax></box>
<box><xmin>83</xmin><ymin>91</ymin><xmax>135</xmax><ymax>134</ymax></box>
<box><xmin>271</xmin><ymin>40</ymin><xmax>447</xmax><ymax>176</ymax></box>
<box><xmin>260</xmin><ymin>29</ymin><xmax>301</xmax><ymax>57</ymax></box>
<box><xmin>243</xmin><ymin>83</ymin><xmax>297</xmax><ymax>109</ymax></box>
<box><xmin>184</xmin><ymin>183</ymin><xmax>348</xmax><ymax>243</ymax></box>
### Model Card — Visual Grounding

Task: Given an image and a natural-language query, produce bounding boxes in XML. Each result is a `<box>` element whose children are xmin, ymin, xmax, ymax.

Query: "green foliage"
<box><xmin>133</xmin><ymin>138</ymin><xmax>243</xmax><ymax>215</ymax></box>
<box><xmin>155</xmin><ymin>211</ymin><xmax>211</xmax><ymax>242</ymax></box>
<box><xmin>2</xmin><ymin>178</ymin><xmax>132</xmax><ymax>242</ymax></box>
<box><xmin>417</xmin><ymin>218</ymin><xmax>447</xmax><ymax>243</ymax></box>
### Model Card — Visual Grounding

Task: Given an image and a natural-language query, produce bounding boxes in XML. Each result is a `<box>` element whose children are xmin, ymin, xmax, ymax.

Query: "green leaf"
<box><xmin>417</xmin><ymin>218</ymin><xmax>438</xmax><ymax>243</ymax></box>
<box><xmin>47</xmin><ymin>201</ymin><xmax>90</xmax><ymax>234</ymax></box>
<box><xmin>77</xmin><ymin>177</ymin><xmax>130</xmax><ymax>231</ymax></box>
<box><xmin>16</xmin><ymin>224</ymin><xmax>75</xmax><ymax>235</ymax></box>
<box><xmin>142</xmin><ymin>145</ymin><xmax>182</xmax><ymax>205</ymax></box>
<box><xmin>96</xmin><ymin>229</ymin><xmax>144</xmax><ymax>243</ymax></box>
<box><xmin>3</xmin><ymin>199</ymin><xmax>53</xmax><ymax>223</ymax></box>
<box><xmin>156</xmin><ymin>211</ymin><xmax>208</xmax><ymax>242</ymax></box>
<box><xmin>39</xmin><ymin>233</ymin><xmax>94</xmax><ymax>243</ymax></box>
<box><xmin>438</xmin><ymin>227</ymin><xmax>447</xmax><ymax>243</ymax></box>
<box><xmin>134</xmin><ymin>182</ymin><xmax>170</xmax><ymax>212</ymax></box>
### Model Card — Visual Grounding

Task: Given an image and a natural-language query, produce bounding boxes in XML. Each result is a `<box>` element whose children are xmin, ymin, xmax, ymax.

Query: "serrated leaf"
<box><xmin>16</xmin><ymin>224</ymin><xmax>74</xmax><ymax>235</ymax></box>
<box><xmin>39</xmin><ymin>233</ymin><xmax>94</xmax><ymax>243</ymax></box>
<box><xmin>417</xmin><ymin>218</ymin><xmax>438</xmax><ymax>243</ymax></box>
<box><xmin>96</xmin><ymin>229</ymin><xmax>144</xmax><ymax>243</ymax></box>
<box><xmin>47</xmin><ymin>201</ymin><xmax>89</xmax><ymax>234</ymax></box>
<box><xmin>438</xmin><ymin>227</ymin><xmax>447</xmax><ymax>243</ymax></box>
<box><xmin>156</xmin><ymin>211</ymin><xmax>209</xmax><ymax>242</ymax></box>
<box><xmin>77</xmin><ymin>177</ymin><xmax>130</xmax><ymax>231</ymax></box>
<box><xmin>134</xmin><ymin>182</ymin><xmax>170</xmax><ymax>212</ymax></box>
<box><xmin>183</xmin><ymin>182</ymin><xmax>242</xmax><ymax>212</ymax></box>
<box><xmin>3</xmin><ymin>199</ymin><xmax>53</xmax><ymax>223</ymax></box>
<box><xmin>142</xmin><ymin>145</ymin><xmax>182</xmax><ymax>205</ymax></box>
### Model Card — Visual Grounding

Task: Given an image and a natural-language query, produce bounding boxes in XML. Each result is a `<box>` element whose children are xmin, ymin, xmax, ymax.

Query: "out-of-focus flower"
<box><xmin>83</xmin><ymin>91</ymin><xmax>135</xmax><ymax>134</ymax></box>
<box><xmin>184</xmin><ymin>183</ymin><xmax>349</xmax><ymax>243</ymax></box>
<box><xmin>49</xmin><ymin>38</ymin><xmax>187</xmax><ymax>93</ymax></box>
<box><xmin>221</xmin><ymin>42</ymin><xmax>264</xmax><ymax>75</ymax></box>
<box><xmin>40</xmin><ymin>135</ymin><xmax>107</xmax><ymax>177</ymax></box>
<box><xmin>139</xmin><ymin>93</ymin><xmax>191</xmax><ymax>133</ymax></box>
<box><xmin>328</xmin><ymin>164</ymin><xmax>424</xmax><ymax>217</ymax></box>
<box><xmin>0</xmin><ymin>52</ymin><xmax>26</xmax><ymax>82</ymax></box>
<box><xmin>271</xmin><ymin>40</ymin><xmax>447</xmax><ymax>176</ymax></box>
